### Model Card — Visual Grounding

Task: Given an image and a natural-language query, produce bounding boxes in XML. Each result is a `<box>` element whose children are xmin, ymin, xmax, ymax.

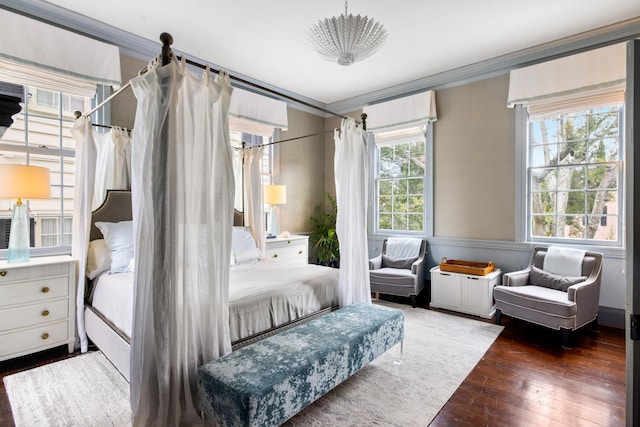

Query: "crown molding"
<box><xmin>328</xmin><ymin>17</ymin><xmax>640</xmax><ymax>114</ymax></box>
<box><xmin>2</xmin><ymin>1</ymin><xmax>639</xmax><ymax>118</ymax></box>
<box><xmin>0</xmin><ymin>0</ymin><xmax>328</xmax><ymax>117</ymax></box>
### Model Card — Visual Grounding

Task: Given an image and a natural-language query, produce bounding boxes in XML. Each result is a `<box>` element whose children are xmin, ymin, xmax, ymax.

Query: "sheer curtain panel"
<box><xmin>70</xmin><ymin>117</ymin><xmax>98</xmax><ymax>353</ymax></box>
<box><xmin>243</xmin><ymin>145</ymin><xmax>266</xmax><ymax>256</ymax></box>
<box><xmin>71</xmin><ymin>120</ymin><xmax>132</xmax><ymax>352</ymax></box>
<box><xmin>334</xmin><ymin>117</ymin><xmax>371</xmax><ymax>306</ymax></box>
<box><xmin>129</xmin><ymin>57</ymin><xmax>234</xmax><ymax>426</ymax></box>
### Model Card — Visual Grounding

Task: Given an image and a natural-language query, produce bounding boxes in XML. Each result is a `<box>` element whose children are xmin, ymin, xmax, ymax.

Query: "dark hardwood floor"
<box><xmin>0</xmin><ymin>309</ymin><xmax>625</xmax><ymax>426</ymax></box>
<box><xmin>430</xmin><ymin>312</ymin><xmax>626</xmax><ymax>427</ymax></box>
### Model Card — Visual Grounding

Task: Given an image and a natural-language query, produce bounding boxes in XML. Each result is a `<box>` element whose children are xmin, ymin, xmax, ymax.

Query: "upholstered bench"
<box><xmin>197</xmin><ymin>303</ymin><xmax>404</xmax><ymax>427</ymax></box>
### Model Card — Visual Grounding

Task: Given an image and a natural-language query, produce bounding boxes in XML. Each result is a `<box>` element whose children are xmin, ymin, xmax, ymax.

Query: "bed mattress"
<box><xmin>90</xmin><ymin>260</ymin><xmax>339</xmax><ymax>343</ymax></box>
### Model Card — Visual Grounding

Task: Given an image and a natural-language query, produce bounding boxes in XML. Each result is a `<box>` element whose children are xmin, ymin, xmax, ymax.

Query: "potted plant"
<box><xmin>308</xmin><ymin>192</ymin><xmax>339</xmax><ymax>267</ymax></box>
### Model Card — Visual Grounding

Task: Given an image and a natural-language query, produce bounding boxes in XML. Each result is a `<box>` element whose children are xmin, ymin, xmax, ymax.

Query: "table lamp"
<box><xmin>263</xmin><ymin>184</ymin><xmax>286</xmax><ymax>237</ymax></box>
<box><xmin>0</xmin><ymin>164</ymin><xmax>51</xmax><ymax>263</ymax></box>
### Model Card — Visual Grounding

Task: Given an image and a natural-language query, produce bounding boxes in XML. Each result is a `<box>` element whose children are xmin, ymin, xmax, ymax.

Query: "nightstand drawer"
<box><xmin>264</xmin><ymin>236</ymin><xmax>309</xmax><ymax>264</ymax></box>
<box><xmin>0</xmin><ymin>262</ymin><xmax>70</xmax><ymax>283</ymax></box>
<box><xmin>0</xmin><ymin>277</ymin><xmax>69</xmax><ymax>308</ymax></box>
<box><xmin>265</xmin><ymin>245</ymin><xmax>308</xmax><ymax>262</ymax></box>
<box><xmin>0</xmin><ymin>320</ymin><xmax>69</xmax><ymax>358</ymax></box>
<box><xmin>0</xmin><ymin>299</ymin><xmax>69</xmax><ymax>332</ymax></box>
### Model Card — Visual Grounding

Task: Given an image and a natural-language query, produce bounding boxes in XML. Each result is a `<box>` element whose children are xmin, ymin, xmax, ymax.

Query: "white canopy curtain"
<box><xmin>334</xmin><ymin>117</ymin><xmax>371</xmax><ymax>307</ymax></box>
<box><xmin>0</xmin><ymin>8</ymin><xmax>121</xmax><ymax>96</ymax></box>
<box><xmin>507</xmin><ymin>43</ymin><xmax>626</xmax><ymax>118</ymax></box>
<box><xmin>228</xmin><ymin>90</ymin><xmax>287</xmax><ymax>249</ymax></box>
<box><xmin>241</xmin><ymin>135</ymin><xmax>266</xmax><ymax>256</ymax></box>
<box><xmin>129</xmin><ymin>57</ymin><xmax>234</xmax><ymax>426</ymax></box>
<box><xmin>71</xmin><ymin>118</ymin><xmax>131</xmax><ymax>353</ymax></box>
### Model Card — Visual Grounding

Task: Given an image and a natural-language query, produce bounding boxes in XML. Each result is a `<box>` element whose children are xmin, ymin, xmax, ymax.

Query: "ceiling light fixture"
<box><xmin>308</xmin><ymin>1</ymin><xmax>388</xmax><ymax>66</ymax></box>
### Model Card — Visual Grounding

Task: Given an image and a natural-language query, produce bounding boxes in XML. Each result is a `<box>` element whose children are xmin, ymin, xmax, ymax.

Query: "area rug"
<box><xmin>4</xmin><ymin>351</ymin><xmax>130</xmax><ymax>427</ymax></box>
<box><xmin>284</xmin><ymin>300</ymin><xmax>504</xmax><ymax>426</ymax></box>
<box><xmin>5</xmin><ymin>302</ymin><xmax>502</xmax><ymax>426</ymax></box>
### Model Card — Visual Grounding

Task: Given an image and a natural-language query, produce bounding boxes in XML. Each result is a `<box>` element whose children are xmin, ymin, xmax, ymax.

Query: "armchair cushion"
<box><xmin>493</xmin><ymin>285</ymin><xmax>577</xmax><ymax>319</ymax></box>
<box><xmin>529</xmin><ymin>266</ymin><xmax>587</xmax><ymax>292</ymax></box>
<box><xmin>381</xmin><ymin>254</ymin><xmax>417</xmax><ymax>269</ymax></box>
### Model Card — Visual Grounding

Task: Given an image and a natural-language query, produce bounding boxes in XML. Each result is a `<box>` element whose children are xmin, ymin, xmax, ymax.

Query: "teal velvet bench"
<box><xmin>197</xmin><ymin>303</ymin><xmax>404</xmax><ymax>427</ymax></box>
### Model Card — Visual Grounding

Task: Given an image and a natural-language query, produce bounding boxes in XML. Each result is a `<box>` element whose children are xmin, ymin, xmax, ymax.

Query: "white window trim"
<box><xmin>516</xmin><ymin>105</ymin><xmax>625</xmax><ymax>247</ymax></box>
<box><xmin>368</xmin><ymin>123</ymin><xmax>433</xmax><ymax>237</ymax></box>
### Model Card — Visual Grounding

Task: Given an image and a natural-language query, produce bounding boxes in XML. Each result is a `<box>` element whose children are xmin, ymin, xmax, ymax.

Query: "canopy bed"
<box><xmin>83</xmin><ymin>190</ymin><xmax>339</xmax><ymax>381</ymax></box>
<box><xmin>71</xmin><ymin>33</ymin><xmax>372</xmax><ymax>425</ymax></box>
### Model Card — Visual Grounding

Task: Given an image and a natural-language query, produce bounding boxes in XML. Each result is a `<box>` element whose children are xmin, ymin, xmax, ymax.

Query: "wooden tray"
<box><xmin>439</xmin><ymin>258</ymin><xmax>495</xmax><ymax>276</ymax></box>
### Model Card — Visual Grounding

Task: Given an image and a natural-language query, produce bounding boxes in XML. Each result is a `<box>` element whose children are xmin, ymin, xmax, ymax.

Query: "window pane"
<box><xmin>555</xmin><ymin>166</ymin><xmax>584</xmax><ymax>191</ymax></box>
<box><xmin>531</xmin><ymin>192</ymin><xmax>556</xmax><ymax>214</ymax></box>
<box><xmin>558</xmin><ymin>115</ymin><xmax>587</xmax><ymax>142</ymax></box>
<box><xmin>376</xmin><ymin>137</ymin><xmax>426</xmax><ymax>232</ymax></box>
<box><xmin>531</xmin><ymin>168</ymin><xmax>557</xmax><ymax>192</ymax></box>
<box><xmin>531</xmin><ymin>215</ymin><xmax>556</xmax><ymax>238</ymax></box>
<box><xmin>393</xmin><ymin>214</ymin><xmax>408</xmax><ymax>230</ymax></box>
<box><xmin>588</xmin><ymin>138</ymin><xmax>618</xmax><ymax>162</ymax></box>
<box><xmin>558</xmin><ymin>141</ymin><xmax>586</xmax><ymax>164</ymax></box>
<box><xmin>408</xmin><ymin>214</ymin><xmax>422</xmax><ymax>231</ymax></box>
<box><xmin>528</xmin><ymin>101</ymin><xmax>622</xmax><ymax>244</ymax></box>
<box><xmin>530</xmin><ymin>119</ymin><xmax>559</xmax><ymax>145</ymax></box>
<box><xmin>0</xmin><ymin>84</ymin><xmax>84</xmax><ymax>255</ymax></box>
<box><xmin>530</xmin><ymin>144</ymin><xmax>558</xmax><ymax>167</ymax></box>
<box><xmin>587</xmin><ymin>165</ymin><xmax>617</xmax><ymax>190</ymax></box>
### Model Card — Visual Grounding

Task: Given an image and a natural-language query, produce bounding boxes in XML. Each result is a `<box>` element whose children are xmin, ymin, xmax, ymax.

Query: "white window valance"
<box><xmin>507</xmin><ymin>43</ymin><xmax>626</xmax><ymax>118</ymax></box>
<box><xmin>229</xmin><ymin>87</ymin><xmax>288</xmax><ymax>137</ymax></box>
<box><xmin>0</xmin><ymin>9</ymin><xmax>121</xmax><ymax>97</ymax></box>
<box><xmin>363</xmin><ymin>90</ymin><xmax>437</xmax><ymax>134</ymax></box>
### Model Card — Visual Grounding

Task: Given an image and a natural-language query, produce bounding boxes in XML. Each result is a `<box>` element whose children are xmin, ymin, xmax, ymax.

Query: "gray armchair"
<box><xmin>369</xmin><ymin>238</ymin><xmax>427</xmax><ymax>307</ymax></box>
<box><xmin>494</xmin><ymin>246</ymin><xmax>603</xmax><ymax>349</ymax></box>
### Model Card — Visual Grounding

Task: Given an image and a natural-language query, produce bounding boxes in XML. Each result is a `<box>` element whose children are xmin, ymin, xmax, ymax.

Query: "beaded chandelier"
<box><xmin>308</xmin><ymin>1</ymin><xmax>388</xmax><ymax>66</ymax></box>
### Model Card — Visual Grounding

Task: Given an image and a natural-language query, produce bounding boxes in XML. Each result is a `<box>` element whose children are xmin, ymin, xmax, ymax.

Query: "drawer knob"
<box><xmin>0</xmin><ymin>271</ymin><xmax>6</xmax><ymax>277</ymax></box>
<box><xmin>42</xmin><ymin>310</ymin><xmax>50</xmax><ymax>317</ymax></box>
<box><xmin>298</xmin><ymin>250</ymin><xmax>303</xmax><ymax>255</ymax></box>
<box><xmin>273</xmin><ymin>254</ymin><xmax>278</xmax><ymax>258</ymax></box>
<box><xmin>41</xmin><ymin>333</ymin><xmax>49</xmax><ymax>340</ymax></box>
<box><xmin>41</xmin><ymin>287</ymin><xmax>50</xmax><ymax>293</ymax></box>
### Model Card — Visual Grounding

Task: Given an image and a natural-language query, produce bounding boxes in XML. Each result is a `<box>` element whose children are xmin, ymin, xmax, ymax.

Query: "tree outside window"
<box><xmin>528</xmin><ymin>106</ymin><xmax>621</xmax><ymax>242</ymax></box>
<box><xmin>376</xmin><ymin>138</ymin><xmax>425</xmax><ymax>232</ymax></box>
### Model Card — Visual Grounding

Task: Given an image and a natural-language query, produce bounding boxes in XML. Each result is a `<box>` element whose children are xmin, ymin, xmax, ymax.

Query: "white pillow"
<box><xmin>235</xmin><ymin>247</ymin><xmax>261</xmax><ymax>264</ymax></box>
<box><xmin>95</xmin><ymin>220</ymin><xmax>134</xmax><ymax>274</ymax></box>
<box><xmin>86</xmin><ymin>239</ymin><xmax>111</xmax><ymax>279</ymax></box>
<box><xmin>232</xmin><ymin>226</ymin><xmax>260</xmax><ymax>264</ymax></box>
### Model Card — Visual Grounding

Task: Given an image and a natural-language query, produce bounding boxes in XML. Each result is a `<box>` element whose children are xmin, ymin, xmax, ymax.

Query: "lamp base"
<box><xmin>7</xmin><ymin>203</ymin><xmax>30</xmax><ymax>263</ymax></box>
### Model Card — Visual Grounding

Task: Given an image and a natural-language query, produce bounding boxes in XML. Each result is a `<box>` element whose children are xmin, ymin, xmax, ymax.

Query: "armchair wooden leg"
<box><xmin>409</xmin><ymin>295</ymin><xmax>417</xmax><ymax>308</ymax></box>
<box><xmin>561</xmin><ymin>328</ymin><xmax>573</xmax><ymax>350</ymax></box>
<box><xmin>495</xmin><ymin>309</ymin><xmax>502</xmax><ymax>325</ymax></box>
<box><xmin>591</xmin><ymin>317</ymin><xmax>600</xmax><ymax>334</ymax></box>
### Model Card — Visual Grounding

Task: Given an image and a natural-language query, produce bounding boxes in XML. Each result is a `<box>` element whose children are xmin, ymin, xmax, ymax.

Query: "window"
<box><xmin>0</xmin><ymin>85</ymin><xmax>93</xmax><ymax>254</ymax></box>
<box><xmin>374</xmin><ymin>128</ymin><xmax>427</xmax><ymax>233</ymax></box>
<box><xmin>229</xmin><ymin>130</ymin><xmax>275</xmax><ymax>230</ymax></box>
<box><xmin>527</xmin><ymin>105</ymin><xmax>623</xmax><ymax>243</ymax></box>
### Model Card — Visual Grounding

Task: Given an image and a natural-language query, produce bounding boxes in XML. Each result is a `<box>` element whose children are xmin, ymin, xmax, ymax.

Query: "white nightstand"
<box><xmin>0</xmin><ymin>255</ymin><xmax>76</xmax><ymax>361</ymax></box>
<box><xmin>264</xmin><ymin>235</ymin><xmax>309</xmax><ymax>264</ymax></box>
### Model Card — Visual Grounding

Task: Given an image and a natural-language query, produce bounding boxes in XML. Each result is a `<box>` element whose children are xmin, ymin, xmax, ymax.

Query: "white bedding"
<box><xmin>90</xmin><ymin>260</ymin><xmax>339</xmax><ymax>343</ymax></box>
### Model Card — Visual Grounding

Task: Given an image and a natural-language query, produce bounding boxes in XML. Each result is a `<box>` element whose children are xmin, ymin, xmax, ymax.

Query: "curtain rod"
<box><xmin>158</xmin><ymin>33</ymin><xmax>366</xmax><ymax>130</ymax></box>
<box><xmin>78</xmin><ymin>33</ymin><xmax>368</xmax><ymax>135</ymax></box>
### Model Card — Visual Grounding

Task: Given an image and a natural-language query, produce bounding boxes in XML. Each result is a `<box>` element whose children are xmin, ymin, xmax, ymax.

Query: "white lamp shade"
<box><xmin>264</xmin><ymin>184</ymin><xmax>286</xmax><ymax>205</ymax></box>
<box><xmin>0</xmin><ymin>164</ymin><xmax>51</xmax><ymax>200</ymax></box>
